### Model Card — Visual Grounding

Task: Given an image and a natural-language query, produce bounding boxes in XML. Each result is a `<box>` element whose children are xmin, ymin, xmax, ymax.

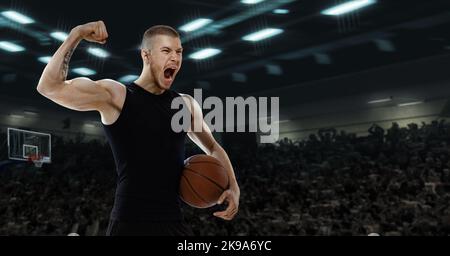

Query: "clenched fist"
<box><xmin>72</xmin><ymin>20</ymin><xmax>108</xmax><ymax>44</ymax></box>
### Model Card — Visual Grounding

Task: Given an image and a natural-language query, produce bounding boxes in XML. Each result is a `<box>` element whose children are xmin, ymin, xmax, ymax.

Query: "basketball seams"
<box><xmin>185</xmin><ymin>155</ymin><xmax>221</xmax><ymax>165</ymax></box>
<box><xmin>181</xmin><ymin>155</ymin><xmax>229</xmax><ymax>208</ymax></box>
<box><xmin>184</xmin><ymin>167</ymin><xmax>228</xmax><ymax>191</ymax></box>
<box><xmin>180</xmin><ymin>174</ymin><xmax>210</xmax><ymax>208</ymax></box>
<box><xmin>186</xmin><ymin>160</ymin><xmax>224</xmax><ymax>168</ymax></box>
<box><xmin>184</xmin><ymin>160</ymin><xmax>227</xmax><ymax>186</ymax></box>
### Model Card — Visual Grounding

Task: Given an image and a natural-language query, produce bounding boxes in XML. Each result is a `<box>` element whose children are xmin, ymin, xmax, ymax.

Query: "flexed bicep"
<box><xmin>43</xmin><ymin>78</ymin><xmax>113</xmax><ymax>112</ymax></box>
<box><xmin>37</xmin><ymin>21</ymin><xmax>111</xmax><ymax>112</ymax></box>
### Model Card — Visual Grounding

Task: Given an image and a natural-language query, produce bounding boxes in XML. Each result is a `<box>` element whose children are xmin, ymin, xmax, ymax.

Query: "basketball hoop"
<box><xmin>28</xmin><ymin>154</ymin><xmax>44</xmax><ymax>168</ymax></box>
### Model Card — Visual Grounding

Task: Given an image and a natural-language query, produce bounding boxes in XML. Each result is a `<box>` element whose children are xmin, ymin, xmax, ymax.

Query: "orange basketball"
<box><xmin>179</xmin><ymin>154</ymin><xmax>229</xmax><ymax>208</ymax></box>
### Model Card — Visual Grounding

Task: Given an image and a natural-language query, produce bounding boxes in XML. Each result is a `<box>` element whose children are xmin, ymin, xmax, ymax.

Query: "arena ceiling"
<box><xmin>1</xmin><ymin>0</ymin><xmax>450</xmax><ymax>103</ymax></box>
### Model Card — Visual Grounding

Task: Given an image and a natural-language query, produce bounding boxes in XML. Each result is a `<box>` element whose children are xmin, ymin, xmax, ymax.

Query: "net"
<box><xmin>28</xmin><ymin>154</ymin><xmax>44</xmax><ymax>168</ymax></box>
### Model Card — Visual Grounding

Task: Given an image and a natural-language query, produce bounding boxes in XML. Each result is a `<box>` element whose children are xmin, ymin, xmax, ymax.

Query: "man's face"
<box><xmin>146</xmin><ymin>35</ymin><xmax>183</xmax><ymax>90</ymax></box>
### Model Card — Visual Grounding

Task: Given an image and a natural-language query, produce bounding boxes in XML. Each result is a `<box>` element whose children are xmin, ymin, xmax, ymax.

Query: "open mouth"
<box><xmin>164</xmin><ymin>67</ymin><xmax>176</xmax><ymax>80</ymax></box>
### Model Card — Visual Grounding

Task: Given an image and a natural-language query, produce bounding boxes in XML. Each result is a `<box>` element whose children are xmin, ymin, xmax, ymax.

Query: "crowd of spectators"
<box><xmin>0</xmin><ymin>119</ymin><xmax>449</xmax><ymax>236</ymax></box>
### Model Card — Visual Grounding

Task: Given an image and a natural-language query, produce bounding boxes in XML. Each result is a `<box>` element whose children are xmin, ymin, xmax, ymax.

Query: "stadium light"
<box><xmin>398</xmin><ymin>101</ymin><xmax>423</xmax><ymax>107</ymax></box>
<box><xmin>50</xmin><ymin>31</ymin><xmax>69</xmax><ymax>42</ymax></box>
<box><xmin>1</xmin><ymin>10</ymin><xmax>35</xmax><ymax>24</ymax></box>
<box><xmin>0</xmin><ymin>41</ymin><xmax>25</xmax><ymax>52</ymax></box>
<box><xmin>9</xmin><ymin>114</ymin><xmax>24</xmax><ymax>119</ymax></box>
<box><xmin>241</xmin><ymin>0</ymin><xmax>265</xmax><ymax>4</ymax></box>
<box><xmin>275</xmin><ymin>119</ymin><xmax>290</xmax><ymax>124</ymax></box>
<box><xmin>83</xmin><ymin>123</ymin><xmax>96</xmax><ymax>128</ymax></box>
<box><xmin>87</xmin><ymin>47</ymin><xmax>110</xmax><ymax>58</ymax></box>
<box><xmin>72</xmin><ymin>67</ymin><xmax>96</xmax><ymax>76</ymax></box>
<box><xmin>242</xmin><ymin>28</ymin><xmax>283</xmax><ymax>42</ymax></box>
<box><xmin>189</xmin><ymin>48</ymin><xmax>221</xmax><ymax>60</ymax></box>
<box><xmin>38</xmin><ymin>56</ymin><xmax>52</xmax><ymax>64</ymax></box>
<box><xmin>179</xmin><ymin>18</ymin><xmax>213</xmax><ymax>32</ymax></box>
<box><xmin>273</xmin><ymin>9</ymin><xmax>290</xmax><ymax>14</ymax></box>
<box><xmin>368</xmin><ymin>98</ymin><xmax>392</xmax><ymax>104</ymax></box>
<box><xmin>321</xmin><ymin>0</ymin><xmax>377</xmax><ymax>16</ymax></box>
<box><xmin>24</xmin><ymin>110</ymin><xmax>39</xmax><ymax>116</ymax></box>
<box><xmin>118</xmin><ymin>75</ymin><xmax>139</xmax><ymax>83</ymax></box>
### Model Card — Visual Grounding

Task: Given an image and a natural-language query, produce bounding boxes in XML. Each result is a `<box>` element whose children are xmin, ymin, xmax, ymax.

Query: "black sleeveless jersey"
<box><xmin>102</xmin><ymin>82</ymin><xmax>187</xmax><ymax>221</ymax></box>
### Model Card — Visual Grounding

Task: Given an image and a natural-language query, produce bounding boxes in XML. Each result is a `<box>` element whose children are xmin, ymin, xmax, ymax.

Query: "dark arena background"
<box><xmin>1</xmin><ymin>0</ymin><xmax>450</xmax><ymax>238</ymax></box>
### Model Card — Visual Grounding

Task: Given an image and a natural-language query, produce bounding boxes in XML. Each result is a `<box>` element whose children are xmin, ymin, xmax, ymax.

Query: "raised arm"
<box><xmin>36</xmin><ymin>21</ymin><xmax>115</xmax><ymax>112</ymax></box>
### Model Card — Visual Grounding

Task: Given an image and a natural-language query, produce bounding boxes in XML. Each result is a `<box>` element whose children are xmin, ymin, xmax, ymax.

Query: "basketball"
<box><xmin>179</xmin><ymin>154</ymin><xmax>229</xmax><ymax>208</ymax></box>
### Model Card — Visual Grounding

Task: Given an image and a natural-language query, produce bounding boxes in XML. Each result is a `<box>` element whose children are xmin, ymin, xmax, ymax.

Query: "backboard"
<box><xmin>7</xmin><ymin>128</ymin><xmax>51</xmax><ymax>163</ymax></box>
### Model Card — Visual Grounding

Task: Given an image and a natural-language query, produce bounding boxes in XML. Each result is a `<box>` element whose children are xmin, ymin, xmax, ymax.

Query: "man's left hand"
<box><xmin>213</xmin><ymin>188</ymin><xmax>240</xmax><ymax>220</ymax></box>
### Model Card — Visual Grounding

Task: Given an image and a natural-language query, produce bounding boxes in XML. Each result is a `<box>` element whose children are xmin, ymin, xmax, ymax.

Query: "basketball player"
<box><xmin>36</xmin><ymin>21</ymin><xmax>240</xmax><ymax>235</ymax></box>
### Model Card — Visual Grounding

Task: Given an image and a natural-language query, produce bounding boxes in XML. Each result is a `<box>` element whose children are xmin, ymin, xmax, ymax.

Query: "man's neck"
<box><xmin>134</xmin><ymin>76</ymin><xmax>165</xmax><ymax>95</ymax></box>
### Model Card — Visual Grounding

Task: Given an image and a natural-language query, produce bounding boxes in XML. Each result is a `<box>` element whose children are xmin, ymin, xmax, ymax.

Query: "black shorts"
<box><xmin>106</xmin><ymin>219</ymin><xmax>194</xmax><ymax>236</ymax></box>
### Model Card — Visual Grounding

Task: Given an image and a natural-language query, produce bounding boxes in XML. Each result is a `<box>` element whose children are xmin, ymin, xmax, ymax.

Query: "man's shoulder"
<box><xmin>177</xmin><ymin>92</ymin><xmax>194</xmax><ymax>100</ymax></box>
<box><xmin>96</xmin><ymin>79</ymin><xmax>126</xmax><ymax>88</ymax></box>
<box><xmin>94</xmin><ymin>79</ymin><xmax>127</xmax><ymax>106</ymax></box>
<box><xmin>97</xmin><ymin>79</ymin><xmax>126</xmax><ymax>94</ymax></box>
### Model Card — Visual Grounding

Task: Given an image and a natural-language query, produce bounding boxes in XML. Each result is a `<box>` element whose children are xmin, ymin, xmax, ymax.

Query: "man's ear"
<box><xmin>141</xmin><ymin>49</ymin><xmax>151</xmax><ymax>65</ymax></box>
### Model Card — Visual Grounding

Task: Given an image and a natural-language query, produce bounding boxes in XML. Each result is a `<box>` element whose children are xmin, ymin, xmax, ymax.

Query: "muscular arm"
<box><xmin>181</xmin><ymin>94</ymin><xmax>240</xmax><ymax>220</ymax></box>
<box><xmin>38</xmin><ymin>32</ymin><xmax>79</xmax><ymax>89</ymax></box>
<box><xmin>36</xmin><ymin>21</ymin><xmax>113</xmax><ymax>112</ymax></box>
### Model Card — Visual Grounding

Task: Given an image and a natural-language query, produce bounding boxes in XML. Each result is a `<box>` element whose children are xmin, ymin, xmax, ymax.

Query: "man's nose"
<box><xmin>170</xmin><ymin>52</ymin><xmax>180</xmax><ymax>63</ymax></box>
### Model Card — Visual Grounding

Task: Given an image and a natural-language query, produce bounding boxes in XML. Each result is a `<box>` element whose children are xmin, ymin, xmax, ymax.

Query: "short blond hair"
<box><xmin>141</xmin><ymin>25</ymin><xmax>180</xmax><ymax>49</ymax></box>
